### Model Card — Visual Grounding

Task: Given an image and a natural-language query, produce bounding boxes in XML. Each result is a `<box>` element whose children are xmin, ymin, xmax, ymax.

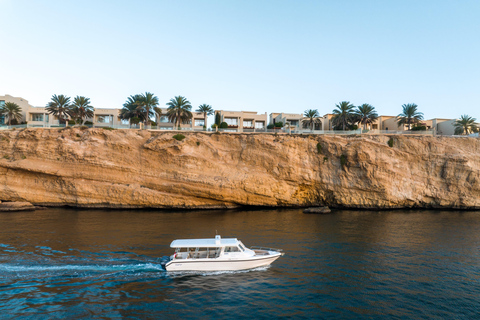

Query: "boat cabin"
<box><xmin>170</xmin><ymin>235</ymin><xmax>249</xmax><ymax>260</ymax></box>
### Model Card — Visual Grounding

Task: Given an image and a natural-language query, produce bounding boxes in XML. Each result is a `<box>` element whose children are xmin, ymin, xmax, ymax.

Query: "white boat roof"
<box><xmin>170</xmin><ymin>237</ymin><xmax>239</xmax><ymax>248</ymax></box>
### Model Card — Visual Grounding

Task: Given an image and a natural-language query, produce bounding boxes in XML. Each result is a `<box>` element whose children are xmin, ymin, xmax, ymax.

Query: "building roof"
<box><xmin>170</xmin><ymin>236</ymin><xmax>239</xmax><ymax>248</ymax></box>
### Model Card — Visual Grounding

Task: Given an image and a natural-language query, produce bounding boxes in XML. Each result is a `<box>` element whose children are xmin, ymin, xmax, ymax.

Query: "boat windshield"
<box><xmin>238</xmin><ymin>242</ymin><xmax>246</xmax><ymax>251</ymax></box>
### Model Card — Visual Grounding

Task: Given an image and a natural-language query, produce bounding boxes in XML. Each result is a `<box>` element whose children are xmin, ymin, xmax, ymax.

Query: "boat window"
<box><xmin>206</xmin><ymin>247</ymin><xmax>220</xmax><ymax>258</ymax></box>
<box><xmin>239</xmin><ymin>243</ymin><xmax>246</xmax><ymax>251</ymax></box>
<box><xmin>224</xmin><ymin>246</ymin><xmax>240</xmax><ymax>253</ymax></box>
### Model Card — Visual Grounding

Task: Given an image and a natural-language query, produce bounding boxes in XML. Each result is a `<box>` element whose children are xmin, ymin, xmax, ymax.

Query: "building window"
<box><xmin>31</xmin><ymin>113</ymin><xmax>44</xmax><ymax>121</ymax></box>
<box><xmin>289</xmin><ymin>120</ymin><xmax>298</xmax><ymax>126</ymax></box>
<box><xmin>121</xmin><ymin>119</ymin><xmax>129</xmax><ymax>125</ymax></box>
<box><xmin>243</xmin><ymin>120</ymin><xmax>253</xmax><ymax>127</ymax></box>
<box><xmin>0</xmin><ymin>101</ymin><xmax>4</xmax><ymax>124</ymax></box>
<box><xmin>194</xmin><ymin>119</ymin><xmax>205</xmax><ymax>127</ymax></box>
<box><xmin>255</xmin><ymin>122</ymin><xmax>265</xmax><ymax>129</ymax></box>
<box><xmin>225</xmin><ymin>118</ymin><xmax>238</xmax><ymax>126</ymax></box>
<box><xmin>97</xmin><ymin>115</ymin><xmax>112</xmax><ymax>124</ymax></box>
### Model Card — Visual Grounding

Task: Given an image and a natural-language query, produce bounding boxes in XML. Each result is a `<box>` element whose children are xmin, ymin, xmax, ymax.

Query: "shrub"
<box><xmin>196</xmin><ymin>141</ymin><xmax>200</xmax><ymax>146</ymax></box>
<box><xmin>346</xmin><ymin>124</ymin><xmax>358</xmax><ymax>130</ymax></box>
<box><xmin>215</xmin><ymin>113</ymin><xmax>221</xmax><ymax>126</ymax></box>
<box><xmin>68</xmin><ymin>120</ymin><xmax>76</xmax><ymax>125</ymax></box>
<box><xmin>316</xmin><ymin>143</ymin><xmax>322</xmax><ymax>154</ymax></box>
<box><xmin>80</xmin><ymin>126</ymin><xmax>88</xmax><ymax>131</ymax></box>
<box><xmin>211</xmin><ymin>124</ymin><xmax>218</xmax><ymax>128</ymax></box>
<box><xmin>173</xmin><ymin>134</ymin><xmax>186</xmax><ymax>141</ymax></box>
<box><xmin>267</xmin><ymin>124</ymin><xmax>274</xmax><ymax>129</ymax></box>
<box><xmin>3</xmin><ymin>155</ymin><xmax>9</xmax><ymax>159</ymax></box>
<box><xmin>388</xmin><ymin>138</ymin><xmax>394</xmax><ymax>147</ymax></box>
<box><xmin>84</xmin><ymin>121</ymin><xmax>93</xmax><ymax>125</ymax></box>
<box><xmin>340</xmin><ymin>155</ymin><xmax>346</xmax><ymax>167</ymax></box>
<box><xmin>323</xmin><ymin>156</ymin><xmax>328</xmax><ymax>163</ymax></box>
<box><xmin>411</xmin><ymin>125</ymin><xmax>426</xmax><ymax>131</ymax></box>
<box><xmin>131</xmin><ymin>117</ymin><xmax>140</xmax><ymax>125</ymax></box>
<box><xmin>150</xmin><ymin>121</ymin><xmax>157</xmax><ymax>126</ymax></box>
<box><xmin>219</xmin><ymin>122</ymin><xmax>228</xmax><ymax>129</ymax></box>
<box><xmin>102</xmin><ymin>127</ymin><xmax>115</xmax><ymax>131</ymax></box>
<box><xmin>274</xmin><ymin>122</ymin><xmax>284</xmax><ymax>128</ymax></box>
<box><xmin>76</xmin><ymin>133</ymin><xmax>81</xmax><ymax>138</ymax></box>
<box><xmin>21</xmin><ymin>155</ymin><xmax>26</xmax><ymax>159</ymax></box>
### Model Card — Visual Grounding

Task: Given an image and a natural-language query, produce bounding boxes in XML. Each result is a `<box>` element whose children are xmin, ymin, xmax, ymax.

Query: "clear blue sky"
<box><xmin>1</xmin><ymin>0</ymin><xmax>479</xmax><ymax>119</ymax></box>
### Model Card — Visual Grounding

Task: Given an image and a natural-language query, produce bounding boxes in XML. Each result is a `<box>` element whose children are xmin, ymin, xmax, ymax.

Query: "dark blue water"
<box><xmin>1</xmin><ymin>209</ymin><xmax>480</xmax><ymax>319</ymax></box>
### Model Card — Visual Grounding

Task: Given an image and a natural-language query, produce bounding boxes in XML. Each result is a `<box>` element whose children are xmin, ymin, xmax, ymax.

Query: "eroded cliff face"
<box><xmin>0</xmin><ymin>128</ymin><xmax>479</xmax><ymax>209</ymax></box>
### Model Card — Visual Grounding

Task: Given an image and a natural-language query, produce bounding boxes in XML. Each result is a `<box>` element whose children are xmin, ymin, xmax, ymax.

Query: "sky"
<box><xmin>1</xmin><ymin>0</ymin><xmax>479</xmax><ymax>120</ymax></box>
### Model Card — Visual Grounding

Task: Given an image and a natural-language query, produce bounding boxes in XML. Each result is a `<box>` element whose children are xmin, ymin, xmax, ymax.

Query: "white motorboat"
<box><xmin>164</xmin><ymin>235</ymin><xmax>284</xmax><ymax>271</ymax></box>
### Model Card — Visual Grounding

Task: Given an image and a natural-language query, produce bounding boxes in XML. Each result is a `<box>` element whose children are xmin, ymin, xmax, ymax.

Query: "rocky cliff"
<box><xmin>0</xmin><ymin>128</ymin><xmax>479</xmax><ymax>209</ymax></box>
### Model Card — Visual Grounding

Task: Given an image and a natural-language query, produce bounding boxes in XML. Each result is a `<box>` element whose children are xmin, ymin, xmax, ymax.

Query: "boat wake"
<box><xmin>0</xmin><ymin>262</ymin><xmax>165</xmax><ymax>273</ymax></box>
<box><xmin>0</xmin><ymin>262</ymin><xmax>270</xmax><ymax>281</ymax></box>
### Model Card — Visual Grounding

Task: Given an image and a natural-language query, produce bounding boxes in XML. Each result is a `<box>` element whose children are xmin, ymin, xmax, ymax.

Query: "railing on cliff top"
<box><xmin>0</xmin><ymin>124</ymin><xmax>464</xmax><ymax>136</ymax></box>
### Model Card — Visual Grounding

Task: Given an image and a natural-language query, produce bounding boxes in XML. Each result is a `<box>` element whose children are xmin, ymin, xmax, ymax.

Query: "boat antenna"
<box><xmin>216</xmin><ymin>229</ymin><xmax>218</xmax><ymax>235</ymax></box>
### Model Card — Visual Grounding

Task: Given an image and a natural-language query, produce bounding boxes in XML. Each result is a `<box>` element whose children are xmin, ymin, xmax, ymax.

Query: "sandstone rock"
<box><xmin>0</xmin><ymin>201</ymin><xmax>36</xmax><ymax>212</ymax></box>
<box><xmin>304</xmin><ymin>206</ymin><xmax>332</xmax><ymax>214</ymax></box>
<box><xmin>0</xmin><ymin>128</ymin><xmax>479</xmax><ymax>209</ymax></box>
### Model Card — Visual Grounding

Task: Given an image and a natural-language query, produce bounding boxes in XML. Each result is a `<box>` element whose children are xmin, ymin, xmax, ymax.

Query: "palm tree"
<box><xmin>397</xmin><ymin>103</ymin><xmax>423</xmax><ymax>130</ymax></box>
<box><xmin>46</xmin><ymin>94</ymin><xmax>71</xmax><ymax>124</ymax></box>
<box><xmin>120</xmin><ymin>95</ymin><xmax>148</xmax><ymax>126</ymax></box>
<box><xmin>166</xmin><ymin>96</ymin><xmax>193</xmax><ymax>129</ymax></box>
<box><xmin>454</xmin><ymin>114</ymin><xmax>478</xmax><ymax>135</ymax></box>
<box><xmin>303</xmin><ymin>109</ymin><xmax>320</xmax><ymax>132</ymax></box>
<box><xmin>355</xmin><ymin>103</ymin><xmax>378</xmax><ymax>130</ymax></box>
<box><xmin>332</xmin><ymin>101</ymin><xmax>356</xmax><ymax>131</ymax></box>
<box><xmin>69</xmin><ymin>96</ymin><xmax>94</xmax><ymax>125</ymax></box>
<box><xmin>0</xmin><ymin>102</ymin><xmax>23</xmax><ymax>126</ymax></box>
<box><xmin>196</xmin><ymin>104</ymin><xmax>214</xmax><ymax>129</ymax></box>
<box><xmin>137</xmin><ymin>92</ymin><xmax>159</xmax><ymax>126</ymax></box>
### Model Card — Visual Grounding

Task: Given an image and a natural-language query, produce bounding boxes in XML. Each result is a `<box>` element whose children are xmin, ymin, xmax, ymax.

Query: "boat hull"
<box><xmin>165</xmin><ymin>253</ymin><xmax>282</xmax><ymax>271</ymax></box>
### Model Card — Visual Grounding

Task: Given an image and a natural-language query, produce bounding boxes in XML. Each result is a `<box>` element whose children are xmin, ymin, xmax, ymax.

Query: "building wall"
<box><xmin>435</xmin><ymin>119</ymin><xmax>456</xmax><ymax>135</ymax></box>
<box><xmin>271</xmin><ymin>113</ymin><xmax>303</xmax><ymax>128</ymax></box>
<box><xmin>381</xmin><ymin>117</ymin><xmax>401</xmax><ymax>131</ymax></box>
<box><xmin>320</xmin><ymin>114</ymin><xmax>334</xmax><ymax>130</ymax></box>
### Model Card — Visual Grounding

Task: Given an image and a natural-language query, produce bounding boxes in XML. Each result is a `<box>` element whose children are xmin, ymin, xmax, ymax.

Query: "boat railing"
<box><xmin>249</xmin><ymin>246</ymin><xmax>283</xmax><ymax>253</ymax></box>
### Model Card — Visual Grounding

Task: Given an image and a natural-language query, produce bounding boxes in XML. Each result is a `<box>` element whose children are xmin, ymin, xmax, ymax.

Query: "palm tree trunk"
<box><xmin>204</xmin><ymin>113</ymin><xmax>207</xmax><ymax>130</ymax></box>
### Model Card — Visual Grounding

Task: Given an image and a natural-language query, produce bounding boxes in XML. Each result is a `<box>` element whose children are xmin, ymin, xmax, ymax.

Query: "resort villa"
<box><xmin>215</xmin><ymin>110</ymin><xmax>268</xmax><ymax>132</ymax></box>
<box><xmin>0</xmin><ymin>94</ymin><xmax>472</xmax><ymax>135</ymax></box>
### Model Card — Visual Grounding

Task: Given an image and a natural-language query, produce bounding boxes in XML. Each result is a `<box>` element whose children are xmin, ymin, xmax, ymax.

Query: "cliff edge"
<box><xmin>1</xmin><ymin>128</ymin><xmax>479</xmax><ymax>209</ymax></box>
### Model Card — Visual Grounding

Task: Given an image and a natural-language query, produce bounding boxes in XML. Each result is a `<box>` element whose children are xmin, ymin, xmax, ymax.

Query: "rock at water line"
<box><xmin>0</xmin><ymin>201</ymin><xmax>36</xmax><ymax>212</ymax></box>
<box><xmin>303</xmin><ymin>206</ymin><xmax>331</xmax><ymax>214</ymax></box>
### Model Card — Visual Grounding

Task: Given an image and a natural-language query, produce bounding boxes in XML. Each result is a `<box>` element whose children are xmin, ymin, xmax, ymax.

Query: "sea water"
<box><xmin>1</xmin><ymin>208</ymin><xmax>480</xmax><ymax>319</ymax></box>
